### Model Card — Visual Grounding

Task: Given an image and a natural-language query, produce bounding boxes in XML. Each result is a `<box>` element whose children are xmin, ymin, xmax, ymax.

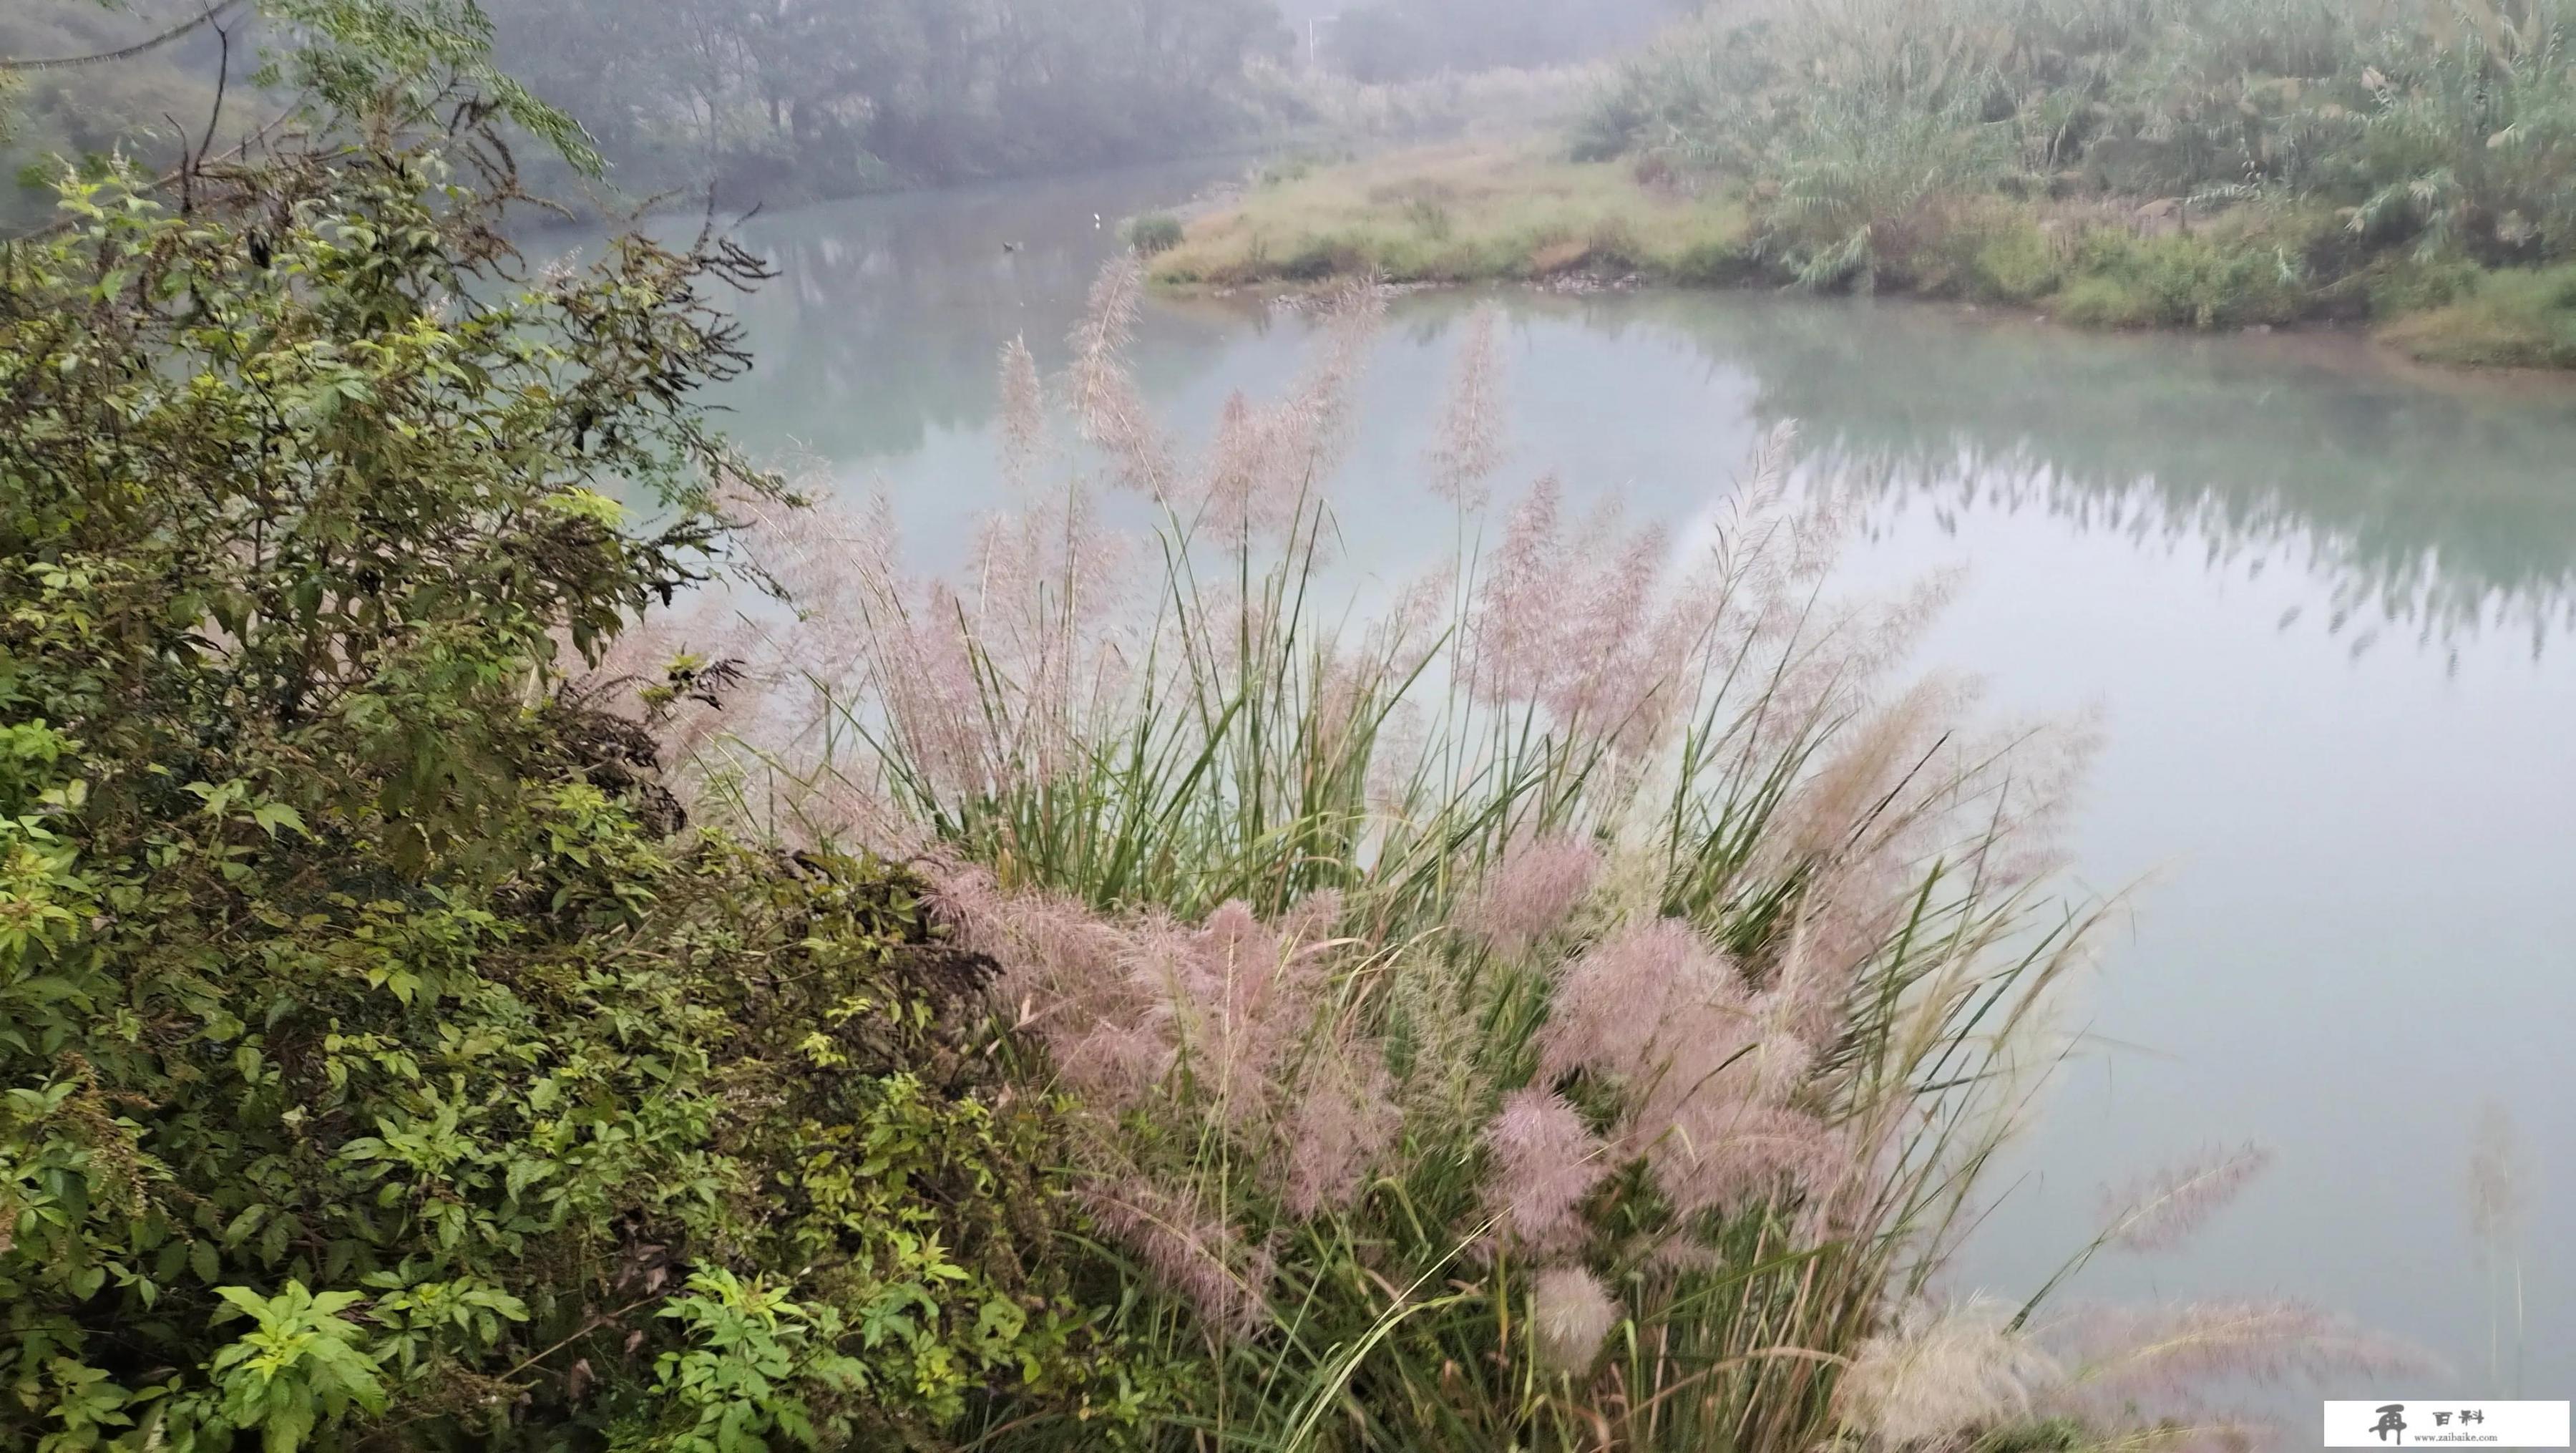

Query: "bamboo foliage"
<box><xmin>1580</xmin><ymin>0</ymin><xmax>2576</xmax><ymax>263</ymax></box>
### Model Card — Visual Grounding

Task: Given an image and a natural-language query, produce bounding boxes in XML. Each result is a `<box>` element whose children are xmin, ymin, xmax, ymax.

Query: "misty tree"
<box><xmin>479</xmin><ymin>0</ymin><xmax>1292</xmax><ymax>200</ymax></box>
<box><xmin>1326</xmin><ymin>0</ymin><xmax>1678</xmax><ymax>83</ymax></box>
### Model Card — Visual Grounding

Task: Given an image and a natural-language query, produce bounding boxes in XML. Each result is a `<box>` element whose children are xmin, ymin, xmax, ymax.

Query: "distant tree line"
<box><xmin>4</xmin><ymin>0</ymin><xmax>1299</xmax><ymax>217</ymax></box>
<box><xmin>1321</xmin><ymin>0</ymin><xmax>1677</xmax><ymax>83</ymax></box>
<box><xmin>478</xmin><ymin>0</ymin><xmax>1296</xmax><ymax>203</ymax></box>
<box><xmin>4</xmin><ymin>0</ymin><xmax>1690</xmax><ymax>221</ymax></box>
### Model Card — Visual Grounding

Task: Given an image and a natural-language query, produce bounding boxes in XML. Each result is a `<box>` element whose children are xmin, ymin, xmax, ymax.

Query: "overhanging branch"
<box><xmin>1</xmin><ymin>0</ymin><xmax>253</xmax><ymax>74</ymax></box>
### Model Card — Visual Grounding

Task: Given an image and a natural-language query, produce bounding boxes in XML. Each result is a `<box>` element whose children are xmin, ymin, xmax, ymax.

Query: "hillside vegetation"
<box><xmin>4</xmin><ymin>0</ymin><xmax>1303</xmax><ymax>223</ymax></box>
<box><xmin>1158</xmin><ymin>0</ymin><xmax>2576</xmax><ymax>366</ymax></box>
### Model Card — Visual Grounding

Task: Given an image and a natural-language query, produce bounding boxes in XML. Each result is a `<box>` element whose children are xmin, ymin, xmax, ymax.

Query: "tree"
<box><xmin>473</xmin><ymin>0</ymin><xmax>1289</xmax><ymax>202</ymax></box>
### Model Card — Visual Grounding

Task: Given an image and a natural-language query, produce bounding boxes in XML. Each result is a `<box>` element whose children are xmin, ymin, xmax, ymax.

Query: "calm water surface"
<box><xmin>716</xmin><ymin>162</ymin><xmax>2576</xmax><ymax>1395</ymax></box>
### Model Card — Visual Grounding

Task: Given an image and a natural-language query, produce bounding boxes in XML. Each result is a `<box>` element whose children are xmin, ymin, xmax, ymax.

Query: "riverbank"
<box><xmin>1144</xmin><ymin>144</ymin><xmax>2576</xmax><ymax>370</ymax></box>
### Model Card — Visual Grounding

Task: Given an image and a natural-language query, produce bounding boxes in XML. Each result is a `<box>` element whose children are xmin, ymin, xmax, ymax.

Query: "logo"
<box><xmin>2326</xmin><ymin>1401</ymin><xmax>2572</xmax><ymax>1449</ymax></box>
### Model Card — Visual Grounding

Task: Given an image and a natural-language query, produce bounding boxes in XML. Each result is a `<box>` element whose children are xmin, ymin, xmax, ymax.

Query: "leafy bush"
<box><xmin>1126</xmin><ymin>212</ymin><xmax>1188</xmax><ymax>255</ymax></box>
<box><xmin>2378</xmin><ymin>262</ymin><xmax>2576</xmax><ymax>366</ymax></box>
<box><xmin>0</xmin><ymin>139</ymin><xmax>1133</xmax><ymax>1451</ymax></box>
<box><xmin>2054</xmin><ymin>228</ymin><xmax>2312</xmax><ymax>329</ymax></box>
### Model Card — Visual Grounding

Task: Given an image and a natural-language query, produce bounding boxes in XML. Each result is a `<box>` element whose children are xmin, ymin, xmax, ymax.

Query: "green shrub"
<box><xmin>1126</xmin><ymin>212</ymin><xmax>1186</xmax><ymax>255</ymax></box>
<box><xmin>0</xmin><ymin>145</ymin><xmax>1135</xmax><ymax>1452</ymax></box>
<box><xmin>1902</xmin><ymin>205</ymin><xmax>2064</xmax><ymax>301</ymax></box>
<box><xmin>2379</xmin><ymin>264</ymin><xmax>2576</xmax><ymax>368</ymax></box>
<box><xmin>2056</xmin><ymin>228</ymin><xmax>2313</xmax><ymax>329</ymax></box>
<box><xmin>1278</xmin><ymin>233</ymin><xmax>1370</xmax><ymax>280</ymax></box>
<box><xmin>1967</xmin><ymin>214</ymin><xmax>2064</xmax><ymax>301</ymax></box>
<box><xmin>2363</xmin><ymin>254</ymin><xmax>2492</xmax><ymax>319</ymax></box>
<box><xmin>1665</xmin><ymin>232</ymin><xmax>1761</xmax><ymax>285</ymax></box>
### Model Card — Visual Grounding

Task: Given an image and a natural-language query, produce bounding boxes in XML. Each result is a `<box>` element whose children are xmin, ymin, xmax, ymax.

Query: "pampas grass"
<box><xmin>655</xmin><ymin>262</ymin><xmax>2398</xmax><ymax>1451</ymax></box>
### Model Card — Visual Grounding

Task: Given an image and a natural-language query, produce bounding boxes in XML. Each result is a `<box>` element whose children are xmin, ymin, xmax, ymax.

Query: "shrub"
<box><xmin>2055</xmin><ymin>228</ymin><xmax>2313</xmax><ymax>329</ymax></box>
<box><xmin>1126</xmin><ymin>212</ymin><xmax>1186</xmax><ymax>256</ymax></box>
<box><xmin>1966</xmin><ymin>213</ymin><xmax>2065</xmax><ymax>301</ymax></box>
<box><xmin>1667</xmin><ymin>232</ymin><xmax>1762</xmax><ymax>285</ymax></box>
<box><xmin>0</xmin><ymin>143</ymin><xmax>1132</xmax><ymax>1451</ymax></box>
<box><xmin>1278</xmin><ymin>233</ymin><xmax>1370</xmax><ymax>280</ymax></box>
<box><xmin>2379</xmin><ymin>263</ymin><xmax>2576</xmax><ymax>367</ymax></box>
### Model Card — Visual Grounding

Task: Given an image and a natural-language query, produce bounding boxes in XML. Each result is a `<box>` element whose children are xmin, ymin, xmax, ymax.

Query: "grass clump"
<box><xmin>1127</xmin><ymin>210</ymin><xmax>1188</xmax><ymax>254</ymax></box>
<box><xmin>2051</xmin><ymin>228</ymin><xmax>2315</xmax><ymax>329</ymax></box>
<box><xmin>1898</xmin><ymin>203</ymin><xmax>2066</xmax><ymax>302</ymax></box>
<box><xmin>2377</xmin><ymin>263</ymin><xmax>2576</xmax><ymax>366</ymax></box>
<box><xmin>658</xmin><ymin>265</ymin><xmax>2415</xmax><ymax>1450</ymax></box>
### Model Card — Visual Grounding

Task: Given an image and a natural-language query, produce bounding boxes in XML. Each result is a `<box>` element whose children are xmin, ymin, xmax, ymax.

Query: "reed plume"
<box><xmin>655</xmin><ymin>259</ymin><xmax>2368</xmax><ymax>1453</ymax></box>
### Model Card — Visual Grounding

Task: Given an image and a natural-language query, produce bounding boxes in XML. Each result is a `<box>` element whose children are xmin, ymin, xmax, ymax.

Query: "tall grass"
<box><xmin>651</xmin><ymin>266</ymin><xmax>2409</xmax><ymax>1449</ymax></box>
<box><xmin>1581</xmin><ymin>0</ymin><xmax>2576</xmax><ymax>271</ymax></box>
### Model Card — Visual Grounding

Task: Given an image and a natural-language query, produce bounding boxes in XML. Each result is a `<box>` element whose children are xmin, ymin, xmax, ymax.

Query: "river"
<box><xmin>703</xmin><ymin>158</ymin><xmax>2576</xmax><ymax>1399</ymax></box>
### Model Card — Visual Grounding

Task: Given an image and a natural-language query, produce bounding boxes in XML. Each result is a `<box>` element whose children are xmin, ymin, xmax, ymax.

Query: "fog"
<box><xmin>4</xmin><ymin>0</ymin><xmax>1687</xmax><ymax>226</ymax></box>
<box><xmin>1282</xmin><ymin>0</ymin><xmax>1677</xmax><ymax>79</ymax></box>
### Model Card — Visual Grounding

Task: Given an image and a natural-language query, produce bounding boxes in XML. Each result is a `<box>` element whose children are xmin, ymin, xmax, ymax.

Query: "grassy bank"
<box><xmin>1148</xmin><ymin>142</ymin><xmax>2576</xmax><ymax>366</ymax></box>
<box><xmin>2379</xmin><ymin>263</ymin><xmax>2576</xmax><ymax>367</ymax></box>
<box><xmin>1149</xmin><ymin>144</ymin><xmax>1756</xmax><ymax>286</ymax></box>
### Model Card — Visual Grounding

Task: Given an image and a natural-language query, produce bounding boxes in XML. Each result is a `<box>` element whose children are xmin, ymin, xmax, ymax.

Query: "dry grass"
<box><xmin>1151</xmin><ymin>142</ymin><xmax>1755</xmax><ymax>288</ymax></box>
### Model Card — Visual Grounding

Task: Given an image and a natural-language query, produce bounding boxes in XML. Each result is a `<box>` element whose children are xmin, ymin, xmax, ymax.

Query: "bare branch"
<box><xmin>200</xmin><ymin>13</ymin><xmax>235</xmax><ymax>164</ymax></box>
<box><xmin>0</xmin><ymin>0</ymin><xmax>253</xmax><ymax>74</ymax></box>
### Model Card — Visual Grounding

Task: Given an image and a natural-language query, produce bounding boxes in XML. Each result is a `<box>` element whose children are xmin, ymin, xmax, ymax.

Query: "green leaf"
<box><xmin>249</xmin><ymin>802</ymin><xmax>308</xmax><ymax>840</ymax></box>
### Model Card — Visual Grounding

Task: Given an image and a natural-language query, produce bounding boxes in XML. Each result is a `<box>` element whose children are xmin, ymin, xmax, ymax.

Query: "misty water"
<box><xmin>706</xmin><ymin>160</ymin><xmax>2575</xmax><ymax>1395</ymax></box>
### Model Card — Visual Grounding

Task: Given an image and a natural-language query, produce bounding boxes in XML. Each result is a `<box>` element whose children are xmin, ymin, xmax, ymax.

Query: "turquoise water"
<box><xmin>716</xmin><ymin>162</ymin><xmax>2576</xmax><ymax>1397</ymax></box>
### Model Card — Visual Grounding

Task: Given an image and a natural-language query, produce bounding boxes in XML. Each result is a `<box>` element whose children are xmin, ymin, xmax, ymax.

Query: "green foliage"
<box><xmin>0</xmin><ymin>1</ymin><xmax>602</xmax><ymax>230</ymax></box>
<box><xmin>209</xmin><ymin>1286</ymin><xmax>390</xmax><ymax>1453</ymax></box>
<box><xmin>1125</xmin><ymin>212</ymin><xmax>1187</xmax><ymax>256</ymax></box>
<box><xmin>2378</xmin><ymin>260</ymin><xmax>2576</xmax><ymax>364</ymax></box>
<box><xmin>0</xmin><ymin>131</ymin><xmax>1133</xmax><ymax>1451</ymax></box>
<box><xmin>1954</xmin><ymin>210</ymin><xmax>2064</xmax><ymax>300</ymax></box>
<box><xmin>1578</xmin><ymin>0</ymin><xmax>2576</xmax><ymax>310</ymax></box>
<box><xmin>2054</xmin><ymin>226</ymin><xmax>2314</xmax><ymax>329</ymax></box>
<box><xmin>646</xmin><ymin>1270</ymin><xmax>864</xmax><ymax>1453</ymax></box>
<box><xmin>255</xmin><ymin>0</ymin><xmax>601</xmax><ymax>176</ymax></box>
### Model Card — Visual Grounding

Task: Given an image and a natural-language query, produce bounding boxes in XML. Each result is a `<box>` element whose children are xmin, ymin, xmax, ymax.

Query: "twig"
<box><xmin>200</xmin><ymin>9</ymin><xmax>235</xmax><ymax>167</ymax></box>
<box><xmin>0</xmin><ymin>0</ymin><xmax>253</xmax><ymax>72</ymax></box>
<box><xmin>4</xmin><ymin>100</ymin><xmax>303</xmax><ymax>243</ymax></box>
<box><xmin>163</xmin><ymin>112</ymin><xmax>195</xmax><ymax>214</ymax></box>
